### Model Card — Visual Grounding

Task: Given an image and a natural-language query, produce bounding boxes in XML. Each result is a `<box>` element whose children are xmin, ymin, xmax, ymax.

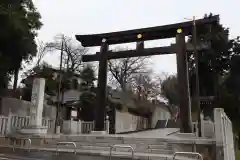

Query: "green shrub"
<box><xmin>236</xmin><ymin>150</ymin><xmax>240</xmax><ymax>160</ymax></box>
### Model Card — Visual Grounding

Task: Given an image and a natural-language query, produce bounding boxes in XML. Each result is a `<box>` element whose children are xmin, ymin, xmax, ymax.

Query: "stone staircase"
<box><xmin>30</xmin><ymin>135</ymin><xmax>205</xmax><ymax>160</ymax></box>
<box><xmin>46</xmin><ymin>136</ymin><xmax>174</xmax><ymax>155</ymax></box>
<box><xmin>0</xmin><ymin>133</ymin><xmax>213</xmax><ymax>160</ymax></box>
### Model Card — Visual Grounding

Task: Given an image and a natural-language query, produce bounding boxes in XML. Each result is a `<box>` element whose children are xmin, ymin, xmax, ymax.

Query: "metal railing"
<box><xmin>56</xmin><ymin>142</ymin><xmax>77</xmax><ymax>155</ymax></box>
<box><xmin>166</xmin><ymin>129</ymin><xmax>180</xmax><ymax>136</ymax></box>
<box><xmin>8</xmin><ymin>137</ymin><xmax>31</xmax><ymax>152</ymax></box>
<box><xmin>164</xmin><ymin>119</ymin><xmax>169</xmax><ymax>128</ymax></box>
<box><xmin>173</xmin><ymin>152</ymin><xmax>203</xmax><ymax>160</ymax></box>
<box><xmin>109</xmin><ymin>145</ymin><xmax>134</xmax><ymax>160</ymax></box>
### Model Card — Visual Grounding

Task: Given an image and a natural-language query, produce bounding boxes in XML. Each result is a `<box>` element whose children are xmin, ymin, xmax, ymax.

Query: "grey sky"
<box><xmin>32</xmin><ymin>0</ymin><xmax>240</xmax><ymax>75</ymax></box>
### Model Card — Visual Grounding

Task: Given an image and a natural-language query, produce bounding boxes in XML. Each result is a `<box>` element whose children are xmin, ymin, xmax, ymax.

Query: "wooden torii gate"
<box><xmin>76</xmin><ymin>15</ymin><xmax>219</xmax><ymax>133</ymax></box>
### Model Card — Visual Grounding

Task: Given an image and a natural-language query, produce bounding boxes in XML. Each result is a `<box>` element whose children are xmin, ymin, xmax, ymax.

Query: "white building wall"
<box><xmin>115</xmin><ymin>110</ymin><xmax>147</xmax><ymax>133</ymax></box>
<box><xmin>151</xmin><ymin>107</ymin><xmax>171</xmax><ymax>128</ymax></box>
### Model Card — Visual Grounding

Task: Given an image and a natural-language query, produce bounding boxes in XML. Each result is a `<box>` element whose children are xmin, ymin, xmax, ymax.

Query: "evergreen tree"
<box><xmin>0</xmin><ymin>0</ymin><xmax>42</xmax><ymax>93</ymax></box>
<box><xmin>78</xmin><ymin>65</ymin><xmax>96</xmax><ymax>121</ymax></box>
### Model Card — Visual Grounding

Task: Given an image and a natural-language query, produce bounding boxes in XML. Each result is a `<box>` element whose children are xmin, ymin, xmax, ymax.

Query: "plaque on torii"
<box><xmin>75</xmin><ymin>15</ymin><xmax>219</xmax><ymax>133</ymax></box>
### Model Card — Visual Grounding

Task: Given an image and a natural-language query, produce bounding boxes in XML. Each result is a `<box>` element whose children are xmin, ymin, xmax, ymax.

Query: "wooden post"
<box><xmin>6</xmin><ymin>109</ymin><xmax>13</xmax><ymax>134</ymax></box>
<box><xmin>95</xmin><ymin>38</ymin><xmax>109</xmax><ymax>131</ymax></box>
<box><xmin>106</xmin><ymin>116</ymin><xmax>110</xmax><ymax>134</ymax></box>
<box><xmin>175</xmin><ymin>29</ymin><xmax>192</xmax><ymax>133</ymax></box>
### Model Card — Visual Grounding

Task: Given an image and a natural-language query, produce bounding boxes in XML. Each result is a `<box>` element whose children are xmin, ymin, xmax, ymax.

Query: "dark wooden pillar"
<box><xmin>175</xmin><ymin>29</ymin><xmax>192</xmax><ymax>133</ymax></box>
<box><xmin>95</xmin><ymin>39</ymin><xmax>109</xmax><ymax>131</ymax></box>
<box><xmin>66</xmin><ymin>107</ymin><xmax>71</xmax><ymax>120</ymax></box>
<box><xmin>136</xmin><ymin>34</ymin><xmax>144</xmax><ymax>50</ymax></box>
<box><xmin>136</xmin><ymin>42</ymin><xmax>144</xmax><ymax>50</ymax></box>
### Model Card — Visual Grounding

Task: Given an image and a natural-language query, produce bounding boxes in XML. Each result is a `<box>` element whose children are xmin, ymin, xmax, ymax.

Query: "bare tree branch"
<box><xmin>108</xmin><ymin>49</ymin><xmax>150</xmax><ymax>91</ymax></box>
<box><xmin>131</xmin><ymin>71</ymin><xmax>161</xmax><ymax>101</ymax></box>
<box><xmin>35</xmin><ymin>40</ymin><xmax>48</xmax><ymax>67</ymax></box>
<box><xmin>45</xmin><ymin>34</ymin><xmax>88</xmax><ymax>74</ymax></box>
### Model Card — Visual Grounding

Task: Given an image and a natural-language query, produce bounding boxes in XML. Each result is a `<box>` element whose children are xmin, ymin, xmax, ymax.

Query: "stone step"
<box><xmin>60</xmin><ymin>135</ymin><xmax>124</xmax><ymax>142</ymax></box>
<box><xmin>59</xmin><ymin>136</ymin><xmax>172</xmax><ymax>145</ymax></box>
<box><xmin>149</xmin><ymin>149</ymin><xmax>173</xmax><ymax>155</ymax></box>
<box><xmin>0</xmin><ymin>149</ymin><xmax>196</xmax><ymax>160</ymax></box>
<box><xmin>123</xmin><ymin>140</ymin><xmax>168</xmax><ymax>145</ymax></box>
<box><xmin>57</xmin><ymin>138</ymin><xmax>180</xmax><ymax>148</ymax></box>
<box><xmin>48</xmin><ymin>138</ymin><xmax>173</xmax><ymax>148</ymax></box>
<box><xmin>175</xmin><ymin>133</ymin><xmax>196</xmax><ymax>138</ymax></box>
<box><xmin>55</xmin><ymin>141</ymin><xmax>173</xmax><ymax>150</ymax></box>
<box><xmin>47</xmin><ymin>143</ymin><xmax>173</xmax><ymax>155</ymax></box>
<box><xmin>148</xmin><ymin>144</ymin><xmax>172</xmax><ymax>149</ymax></box>
<box><xmin>53</xmin><ymin>139</ymin><xmax>171</xmax><ymax>146</ymax></box>
<box><xmin>36</xmin><ymin>146</ymin><xmax>195</xmax><ymax>160</ymax></box>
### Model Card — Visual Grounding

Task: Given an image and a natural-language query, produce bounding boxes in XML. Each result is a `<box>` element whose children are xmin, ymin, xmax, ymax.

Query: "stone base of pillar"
<box><xmin>19</xmin><ymin>125</ymin><xmax>48</xmax><ymax>135</ymax></box>
<box><xmin>90</xmin><ymin>131</ymin><xmax>107</xmax><ymax>135</ymax></box>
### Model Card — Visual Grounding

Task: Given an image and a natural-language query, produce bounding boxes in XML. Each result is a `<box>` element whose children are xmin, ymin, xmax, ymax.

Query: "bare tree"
<box><xmin>35</xmin><ymin>40</ymin><xmax>49</xmax><ymax>67</ymax></box>
<box><xmin>108</xmin><ymin>47</ymin><xmax>150</xmax><ymax>91</ymax></box>
<box><xmin>46</xmin><ymin>34</ymin><xmax>88</xmax><ymax>74</ymax></box>
<box><xmin>131</xmin><ymin>71</ymin><xmax>161</xmax><ymax>101</ymax></box>
<box><xmin>21</xmin><ymin>40</ymin><xmax>51</xmax><ymax>79</ymax></box>
<box><xmin>22</xmin><ymin>35</ymin><xmax>88</xmax><ymax>89</ymax></box>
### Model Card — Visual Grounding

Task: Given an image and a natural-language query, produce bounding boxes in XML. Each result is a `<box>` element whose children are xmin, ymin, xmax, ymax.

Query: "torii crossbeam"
<box><xmin>81</xmin><ymin>43</ymin><xmax>210</xmax><ymax>62</ymax></box>
<box><xmin>75</xmin><ymin>15</ymin><xmax>219</xmax><ymax>133</ymax></box>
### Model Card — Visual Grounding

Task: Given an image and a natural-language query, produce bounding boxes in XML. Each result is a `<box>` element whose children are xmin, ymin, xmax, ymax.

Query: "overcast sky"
<box><xmin>31</xmin><ymin>0</ymin><xmax>240</xmax><ymax>76</ymax></box>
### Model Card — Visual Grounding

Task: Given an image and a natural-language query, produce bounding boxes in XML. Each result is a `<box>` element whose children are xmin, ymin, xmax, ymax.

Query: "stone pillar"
<box><xmin>200</xmin><ymin>112</ymin><xmax>204</xmax><ymax>137</ymax></box>
<box><xmin>6</xmin><ymin>109</ymin><xmax>13</xmax><ymax>134</ymax></box>
<box><xmin>30</xmin><ymin>78</ymin><xmax>45</xmax><ymax>126</ymax></box>
<box><xmin>106</xmin><ymin>116</ymin><xmax>109</xmax><ymax>134</ymax></box>
<box><xmin>77</xmin><ymin>120</ymin><xmax>82</xmax><ymax>134</ymax></box>
<box><xmin>20</xmin><ymin>78</ymin><xmax>48</xmax><ymax>135</ymax></box>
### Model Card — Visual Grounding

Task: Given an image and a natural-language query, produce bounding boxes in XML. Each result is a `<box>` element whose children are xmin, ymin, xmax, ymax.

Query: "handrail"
<box><xmin>165</xmin><ymin>119</ymin><xmax>169</xmax><ymax>128</ymax></box>
<box><xmin>109</xmin><ymin>144</ymin><xmax>134</xmax><ymax>160</ymax></box>
<box><xmin>173</xmin><ymin>152</ymin><xmax>203</xmax><ymax>160</ymax></box>
<box><xmin>56</xmin><ymin>142</ymin><xmax>77</xmax><ymax>155</ymax></box>
<box><xmin>166</xmin><ymin>129</ymin><xmax>180</xmax><ymax>136</ymax></box>
<box><xmin>9</xmin><ymin>137</ymin><xmax>31</xmax><ymax>152</ymax></box>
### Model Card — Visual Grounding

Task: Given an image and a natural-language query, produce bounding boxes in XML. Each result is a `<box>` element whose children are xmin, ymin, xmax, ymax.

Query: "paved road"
<box><xmin>0</xmin><ymin>152</ymin><xmax>84</xmax><ymax>160</ymax></box>
<box><xmin>122</xmin><ymin>128</ymin><xmax>179</xmax><ymax>137</ymax></box>
<box><xmin>0</xmin><ymin>154</ymin><xmax>46</xmax><ymax>160</ymax></box>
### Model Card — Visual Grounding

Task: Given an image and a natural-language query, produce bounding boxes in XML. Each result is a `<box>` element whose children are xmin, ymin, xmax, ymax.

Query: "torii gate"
<box><xmin>75</xmin><ymin>15</ymin><xmax>219</xmax><ymax>133</ymax></box>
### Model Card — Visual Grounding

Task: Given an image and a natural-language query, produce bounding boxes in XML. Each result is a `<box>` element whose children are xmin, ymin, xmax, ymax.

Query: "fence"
<box><xmin>62</xmin><ymin>120</ymin><xmax>109</xmax><ymax>134</ymax></box>
<box><xmin>0</xmin><ymin>112</ymin><xmax>110</xmax><ymax>135</ymax></box>
<box><xmin>42</xmin><ymin>118</ymin><xmax>55</xmax><ymax>133</ymax></box>
<box><xmin>0</xmin><ymin>115</ymin><xmax>8</xmax><ymax>135</ymax></box>
<box><xmin>0</xmin><ymin>112</ymin><xmax>55</xmax><ymax>135</ymax></box>
<box><xmin>82</xmin><ymin>121</ymin><xmax>108</xmax><ymax>133</ymax></box>
<box><xmin>192</xmin><ymin>120</ymin><xmax>215</xmax><ymax>138</ymax></box>
<box><xmin>82</xmin><ymin>121</ymin><xmax>95</xmax><ymax>133</ymax></box>
<box><xmin>214</xmin><ymin>108</ymin><xmax>235</xmax><ymax>160</ymax></box>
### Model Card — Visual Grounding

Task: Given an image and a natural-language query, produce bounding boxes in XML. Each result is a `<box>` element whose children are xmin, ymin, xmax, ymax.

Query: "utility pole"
<box><xmin>192</xmin><ymin>16</ymin><xmax>202</xmax><ymax>137</ymax></box>
<box><xmin>54</xmin><ymin>38</ymin><xmax>64</xmax><ymax>133</ymax></box>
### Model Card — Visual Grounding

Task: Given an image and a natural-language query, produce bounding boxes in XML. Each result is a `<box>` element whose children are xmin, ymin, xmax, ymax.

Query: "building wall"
<box><xmin>42</xmin><ymin>104</ymin><xmax>57</xmax><ymax>119</ymax></box>
<box><xmin>151</xmin><ymin>107</ymin><xmax>171</xmax><ymax>128</ymax></box>
<box><xmin>0</xmin><ymin>97</ymin><xmax>56</xmax><ymax>119</ymax></box>
<box><xmin>115</xmin><ymin>110</ymin><xmax>148</xmax><ymax>133</ymax></box>
<box><xmin>50</xmin><ymin>89</ymin><xmax>81</xmax><ymax>104</ymax></box>
<box><xmin>0</xmin><ymin>97</ymin><xmax>31</xmax><ymax>116</ymax></box>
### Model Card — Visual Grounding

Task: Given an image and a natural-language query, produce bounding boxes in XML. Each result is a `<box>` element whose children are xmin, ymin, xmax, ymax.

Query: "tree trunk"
<box><xmin>77</xmin><ymin>107</ymin><xmax>81</xmax><ymax>120</ymax></box>
<box><xmin>238</xmin><ymin>132</ymin><xmax>240</xmax><ymax>149</ymax></box>
<box><xmin>13</xmin><ymin>68</ymin><xmax>19</xmax><ymax>92</ymax></box>
<box><xmin>120</xmin><ymin>82</ymin><xmax>127</xmax><ymax>92</ymax></box>
<box><xmin>0</xmin><ymin>72</ymin><xmax>9</xmax><ymax>113</ymax></box>
<box><xmin>0</xmin><ymin>73</ymin><xmax>7</xmax><ymax>96</ymax></box>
